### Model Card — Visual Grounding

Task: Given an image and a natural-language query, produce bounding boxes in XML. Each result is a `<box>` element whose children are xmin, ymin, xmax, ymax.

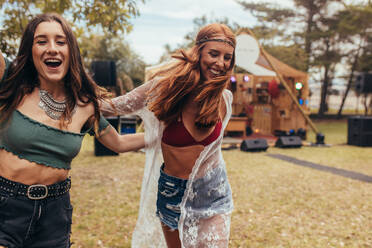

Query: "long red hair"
<box><xmin>148</xmin><ymin>23</ymin><xmax>235</xmax><ymax>128</ymax></box>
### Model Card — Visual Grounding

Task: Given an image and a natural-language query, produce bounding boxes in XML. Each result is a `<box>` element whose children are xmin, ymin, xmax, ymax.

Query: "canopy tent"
<box><xmin>235</xmin><ymin>32</ymin><xmax>308</xmax><ymax>79</ymax></box>
<box><xmin>255</xmin><ymin>52</ymin><xmax>308</xmax><ymax>78</ymax></box>
<box><xmin>230</xmin><ymin>31</ymin><xmax>316</xmax><ymax>137</ymax></box>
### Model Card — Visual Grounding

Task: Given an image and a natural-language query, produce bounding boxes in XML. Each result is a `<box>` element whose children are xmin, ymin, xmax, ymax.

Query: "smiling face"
<box><xmin>32</xmin><ymin>21</ymin><xmax>70</xmax><ymax>86</ymax></box>
<box><xmin>199</xmin><ymin>37</ymin><xmax>234</xmax><ymax>81</ymax></box>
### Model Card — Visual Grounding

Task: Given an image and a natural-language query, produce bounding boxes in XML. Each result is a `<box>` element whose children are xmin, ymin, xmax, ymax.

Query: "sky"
<box><xmin>126</xmin><ymin>0</ymin><xmax>293</xmax><ymax>65</ymax></box>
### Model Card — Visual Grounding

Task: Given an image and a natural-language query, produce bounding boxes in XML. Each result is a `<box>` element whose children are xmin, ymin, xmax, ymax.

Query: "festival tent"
<box><xmin>228</xmin><ymin>32</ymin><xmax>311</xmax><ymax>137</ymax></box>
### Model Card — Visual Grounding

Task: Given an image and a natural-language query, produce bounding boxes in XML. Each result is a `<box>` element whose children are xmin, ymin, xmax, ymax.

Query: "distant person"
<box><xmin>0</xmin><ymin>13</ymin><xmax>144</xmax><ymax>247</ymax></box>
<box><xmin>101</xmin><ymin>23</ymin><xmax>235</xmax><ymax>247</ymax></box>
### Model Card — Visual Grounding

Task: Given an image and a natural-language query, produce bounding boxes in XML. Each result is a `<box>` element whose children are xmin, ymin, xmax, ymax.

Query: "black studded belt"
<box><xmin>0</xmin><ymin>176</ymin><xmax>71</xmax><ymax>200</ymax></box>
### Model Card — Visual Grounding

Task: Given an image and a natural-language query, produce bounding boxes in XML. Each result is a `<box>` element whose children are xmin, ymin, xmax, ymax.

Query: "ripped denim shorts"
<box><xmin>156</xmin><ymin>164</ymin><xmax>187</xmax><ymax>230</ymax></box>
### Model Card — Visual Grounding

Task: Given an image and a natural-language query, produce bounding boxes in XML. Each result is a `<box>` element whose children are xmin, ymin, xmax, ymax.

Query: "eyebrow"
<box><xmin>209</xmin><ymin>48</ymin><xmax>233</xmax><ymax>56</ymax></box>
<box><xmin>34</xmin><ymin>34</ymin><xmax>66</xmax><ymax>39</ymax></box>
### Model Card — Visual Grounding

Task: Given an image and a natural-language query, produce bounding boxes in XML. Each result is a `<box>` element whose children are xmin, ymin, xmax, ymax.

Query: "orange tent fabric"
<box><xmin>255</xmin><ymin>52</ymin><xmax>308</xmax><ymax>78</ymax></box>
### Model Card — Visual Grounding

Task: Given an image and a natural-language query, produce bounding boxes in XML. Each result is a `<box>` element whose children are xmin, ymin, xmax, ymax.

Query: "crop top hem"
<box><xmin>16</xmin><ymin>109</ymin><xmax>85</xmax><ymax>137</ymax></box>
<box><xmin>0</xmin><ymin>145</ymin><xmax>70</xmax><ymax>170</ymax></box>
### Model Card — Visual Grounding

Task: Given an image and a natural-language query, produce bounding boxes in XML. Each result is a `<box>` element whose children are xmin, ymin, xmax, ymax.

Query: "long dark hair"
<box><xmin>148</xmin><ymin>23</ymin><xmax>236</xmax><ymax>128</ymax></box>
<box><xmin>0</xmin><ymin>13</ymin><xmax>108</xmax><ymax>131</ymax></box>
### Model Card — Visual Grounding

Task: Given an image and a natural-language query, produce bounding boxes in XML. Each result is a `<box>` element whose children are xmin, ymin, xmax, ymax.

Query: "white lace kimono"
<box><xmin>101</xmin><ymin>79</ymin><xmax>234</xmax><ymax>248</ymax></box>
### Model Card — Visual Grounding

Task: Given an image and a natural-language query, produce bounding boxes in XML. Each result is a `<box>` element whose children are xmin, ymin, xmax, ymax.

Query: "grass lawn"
<box><xmin>70</xmin><ymin>119</ymin><xmax>372</xmax><ymax>247</ymax></box>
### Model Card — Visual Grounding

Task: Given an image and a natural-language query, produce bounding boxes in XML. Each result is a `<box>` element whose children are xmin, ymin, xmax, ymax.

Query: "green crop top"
<box><xmin>0</xmin><ymin>56</ymin><xmax>110</xmax><ymax>170</ymax></box>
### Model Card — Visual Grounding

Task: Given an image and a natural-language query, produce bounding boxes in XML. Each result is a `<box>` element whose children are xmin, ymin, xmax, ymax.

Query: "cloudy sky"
<box><xmin>126</xmin><ymin>0</ymin><xmax>293</xmax><ymax>65</ymax></box>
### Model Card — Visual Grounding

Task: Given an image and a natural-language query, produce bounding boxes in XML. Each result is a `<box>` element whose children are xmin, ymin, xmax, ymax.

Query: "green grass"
<box><xmin>70</xmin><ymin>119</ymin><xmax>372</xmax><ymax>247</ymax></box>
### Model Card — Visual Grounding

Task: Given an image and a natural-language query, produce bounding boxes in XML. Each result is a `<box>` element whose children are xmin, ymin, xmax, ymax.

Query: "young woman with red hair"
<box><xmin>102</xmin><ymin>23</ymin><xmax>236</xmax><ymax>247</ymax></box>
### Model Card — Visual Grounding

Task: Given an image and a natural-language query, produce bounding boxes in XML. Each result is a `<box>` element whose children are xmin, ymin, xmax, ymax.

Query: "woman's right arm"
<box><xmin>100</xmin><ymin>79</ymin><xmax>155</xmax><ymax>116</ymax></box>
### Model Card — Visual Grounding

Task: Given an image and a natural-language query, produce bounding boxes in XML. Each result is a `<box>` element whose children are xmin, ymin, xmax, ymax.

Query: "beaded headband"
<box><xmin>196</xmin><ymin>38</ymin><xmax>235</xmax><ymax>48</ymax></box>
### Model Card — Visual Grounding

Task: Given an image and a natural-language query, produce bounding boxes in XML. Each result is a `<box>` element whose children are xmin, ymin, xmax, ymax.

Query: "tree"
<box><xmin>0</xmin><ymin>0</ymin><xmax>144</xmax><ymax>57</ymax></box>
<box><xmin>237</xmin><ymin>1</ymin><xmax>295</xmax><ymax>44</ymax></box>
<box><xmin>237</xmin><ymin>0</ymin><xmax>307</xmax><ymax>71</ymax></box>
<box><xmin>80</xmin><ymin>34</ymin><xmax>146</xmax><ymax>91</ymax></box>
<box><xmin>336</xmin><ymin>2</ymin><xmax>372</xmax><ymax>117</ymax></box>
<box><xmin>311</xmin><ymin>13</ymin><xmax>344</xmax><ymax>116</ymax></box>
<box><xmin>292</xmin><ymin>0</ymin><xmax>331</xmax><ymax>71</ymax></box>
<box><xmin>237</xmin><ymin>0</ymin><xmax>372</xmax><ymax>116</ymax></box>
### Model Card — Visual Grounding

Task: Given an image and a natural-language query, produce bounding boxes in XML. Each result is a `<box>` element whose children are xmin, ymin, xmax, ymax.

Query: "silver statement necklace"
<box><xmin>38</xmin><ymin>88</ymin><xmax>70</xmax><ymax>120</ymax></box>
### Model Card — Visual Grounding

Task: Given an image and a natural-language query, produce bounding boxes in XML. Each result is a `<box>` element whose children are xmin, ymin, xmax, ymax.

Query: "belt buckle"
<box><xmin>27</xmin><ymin>184</ymin><xmax>48</xmax><ymax>200</ymax></box>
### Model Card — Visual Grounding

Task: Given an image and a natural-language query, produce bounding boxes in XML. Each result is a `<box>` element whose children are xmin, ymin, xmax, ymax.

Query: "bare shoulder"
<box><xmin>76</xmin><ymin>100</ymin><xmax>95</xmax><ymax>118</ymax></box>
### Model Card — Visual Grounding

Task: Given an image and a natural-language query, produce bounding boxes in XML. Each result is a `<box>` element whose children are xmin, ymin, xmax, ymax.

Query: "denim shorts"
<box><xmin>156</xmin><ymin>164</ymin><xmax>187</xmax><ymax>230</ymax></box>
<box><xmin>0</xmin><ymin>177</ymin><xmax>73</xmax><ymax>248</ymax></box>
<box><xmin>156</xmin><ymin>164</ymin><xmax>232</xmax><ymax>230</ymax></box>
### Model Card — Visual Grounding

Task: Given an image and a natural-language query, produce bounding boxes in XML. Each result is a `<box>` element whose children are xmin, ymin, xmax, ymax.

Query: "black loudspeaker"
<box><xmin>91</xmin><ymin>60</ymin><xmax>117</xmax><ymax>87</ymax></box>
<box><xmin>94</xmin><ymin>116</ymin><xmax>119</xmax><ymax>156</ymax></box>
<box><xmin>355</xmin><ymin>72</ymin><xmax>372</xmax><ymax>93</ymax></box>
<box><xmin>240</xmin><ymin>138</ymin><xmax>268</xmax><ymax>152</ymax></box>
<box><xmin>296</xmin><ymin>128</ymin><xmax>307</xmax><ymax>140</ymax></box>
<box><xmin>275</xmin><ymin>136</ymin><xmax>302</xmax><ymax>148</ymax></box>
<box><xmin>347</xmin><ymin>116</ymin><xmax>372</xmax><ymax>147</ymax></box>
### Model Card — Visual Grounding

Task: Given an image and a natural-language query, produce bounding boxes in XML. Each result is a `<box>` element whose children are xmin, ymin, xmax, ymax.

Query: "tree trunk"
<box><xmin>337</xmin><ymin>75</ymin><xmax>353</xmax><ymax>118</ymax></box>
<box><xmin>318</xmin><ymin>65</ymin><xmax>330</xmax><ymax>116</ymax></box>
<box><xmin>318</xmin><ymin>39</ymin><xmax>332</xmax><ymax>117</ymax></box>
<box><xmin>304</xmin><ymin>11</ymin><xmax>315</xmax><ymax>72</ymax></box>
<box><xmin>337</xmin><ymin>46</ymin><xmax>362</xmax><ymax>118</ymax></box>
<box><xmin>363</xmin><ymin>93</ymin><xmax>370</xmax><ymax>116</ymax></box>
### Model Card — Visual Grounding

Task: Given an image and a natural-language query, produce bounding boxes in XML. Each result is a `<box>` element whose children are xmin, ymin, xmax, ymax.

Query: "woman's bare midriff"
<box><xmin>0</xmin><ymin>149</ymin><xmax>69</xmax><ymax>185</ymax></box>
<box><xmin>161</xmin><ymin>142</ymin><xmax>205</xmax><ymax>179</ymax></box>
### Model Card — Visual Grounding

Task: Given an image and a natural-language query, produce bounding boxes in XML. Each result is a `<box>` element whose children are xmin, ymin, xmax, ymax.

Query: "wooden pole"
<box><xmin>243</xmin><ymin>29</ymin><xmax>320</xmax><ymax>134</ymax></box>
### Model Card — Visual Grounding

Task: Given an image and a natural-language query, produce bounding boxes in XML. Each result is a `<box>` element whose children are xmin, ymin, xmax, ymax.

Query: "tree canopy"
<box><xmin>0</xmin><ymin>0</ymin><xmax>144</xmax><ymax>57</ymax></box>
<box><xmin>0</xmin><ymin>0</ymin><xmax>146</xmax><ymax>88</ymax></box>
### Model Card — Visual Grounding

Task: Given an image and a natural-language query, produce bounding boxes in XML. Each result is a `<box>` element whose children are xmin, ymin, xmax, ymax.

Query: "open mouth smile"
<box><xmin>209</xmin><ymin>68</ymin><xmax>225</xmax><ymax>77</ymax></box>
<box><xmin>44</xmin><ymin>58</ymin><xmax>62</xmax><ymax>68</ymax></box>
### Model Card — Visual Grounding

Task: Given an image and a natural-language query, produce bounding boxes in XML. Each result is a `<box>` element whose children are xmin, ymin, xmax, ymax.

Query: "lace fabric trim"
<box><xmin>178</xmin><ymin>91</ymin><xmax>233</xmax><ymax>247</ymax></box>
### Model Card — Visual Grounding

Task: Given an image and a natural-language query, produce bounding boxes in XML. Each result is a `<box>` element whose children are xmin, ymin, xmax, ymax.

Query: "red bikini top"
<box><xmin>162</xmin><ymin>117</ymin><xmax>222</xmax><ymax>147</ymax></box>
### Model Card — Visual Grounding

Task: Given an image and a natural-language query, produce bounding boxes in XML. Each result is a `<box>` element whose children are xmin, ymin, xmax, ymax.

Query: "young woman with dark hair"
<box><xmin>101</xmin><ymin>23</ymin><xmax>236</xmax><ymax>248</ymax></box>
<box><xmin>0</xmin><ymin>13</ymin><xmax>144</xmax><ymax>248</ymax></box>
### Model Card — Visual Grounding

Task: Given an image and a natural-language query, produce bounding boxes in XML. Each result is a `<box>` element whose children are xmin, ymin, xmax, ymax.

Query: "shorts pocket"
<box><xmin>64</xmin><ymin>204</ymin><xmax>73</xmax><ymax>235</ymax></box>
<box><xmin>61</xmin><ymin>194</ymin><xmax>73</xmax><ymax>236</ymax></box>
<box><xmin>0</xmin><ymin>190</ymin><xmax>10</xmax><ymax>226</ymax></box>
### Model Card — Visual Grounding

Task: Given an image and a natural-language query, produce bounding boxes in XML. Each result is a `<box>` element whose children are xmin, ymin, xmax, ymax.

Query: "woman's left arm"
<box><xmin>100</xmin><ymin>79</ymin><xmax>155</xmax><ymax>116</ymax></box>
<box><xmin>96</xmin><ymin>126</ymin><xmax>145</xmax><ymax>153</ymax></box>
